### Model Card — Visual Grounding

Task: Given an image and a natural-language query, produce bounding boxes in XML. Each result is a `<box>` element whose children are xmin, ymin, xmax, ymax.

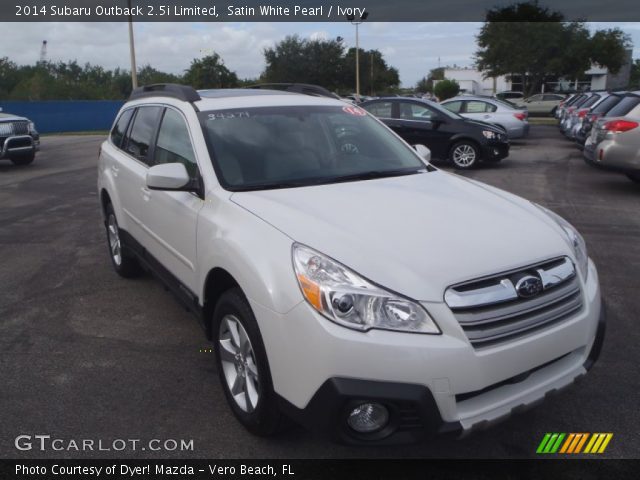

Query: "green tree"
<box><xmin>434</xmin><ymin>79</ymin><xmax>460</xmax><ymax>100</ymax></box>
<box><xmin>415</xmin><ymin>67</ymin><xmax>445</xmax><ymax>93</ymax></box>
<box><xmin>342</xmin><ymin>48</ymin><xmax>400</xmax><ymax>95</ymax></box>
<box><xmin>183</xmin><ymin>54</ymin><xmax>239</xmax><ymax>89</ymax></box>
<box><xmin>262</xmin><ymin>35</ymin><xmax>346</xmax><ymax>90</ymax></box>
<box><xmin>476</xmin><ymin>1</ymin><xmax>631</xmax><ymax>95</ymax></box>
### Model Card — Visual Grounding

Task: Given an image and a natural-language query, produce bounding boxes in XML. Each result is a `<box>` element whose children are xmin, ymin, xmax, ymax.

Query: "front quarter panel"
<box><xmin>197</xmin><ymin>190</ymin><xmax>302</xmax><ymax>316</ymax></box>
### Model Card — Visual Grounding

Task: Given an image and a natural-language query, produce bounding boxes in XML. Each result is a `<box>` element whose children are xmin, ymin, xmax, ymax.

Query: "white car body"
<box><xmin>98</xmin><ymin>85</ymin><xmax>604</xmax><ymax>444</ymax></box>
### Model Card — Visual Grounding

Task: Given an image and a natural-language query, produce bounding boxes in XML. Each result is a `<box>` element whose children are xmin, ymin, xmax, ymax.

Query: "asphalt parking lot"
<box><xmin>1</xmin><ymin>127</ymin><xmax>639</xmax><ymax>459</ymax></box>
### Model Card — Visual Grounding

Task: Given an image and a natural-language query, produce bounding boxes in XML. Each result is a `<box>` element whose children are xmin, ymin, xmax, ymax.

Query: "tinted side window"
<box><xmin>154</xmin><ymin>108</ymin><xmax>198</xmax><ymax>178</ymax></box>
<box><xmin>362</xmin><ymin>102</ymin><xmax>393</xmax><ymax>118</ymax></box>
<box><xmin>442</xmin><ymin>101</ymin><xmax>462</xmax><ymax>113</ymax></box>
<box><xmin>606</xmin><ymin>96</ymin><xmax>640</xmax><ymax>117</ymax></box>
<box><xmin>125</xmin><ymin>106</ymin><xmax>162</xmax><ymax>164</ymax></box>
<box><xmin>399</xmin><ymin>102</ymin><xmax>434</xmax><ymax>120</ymax></box>
<box><xmin>593</xmin><ymin>95</ymin><xmax>622</xmax><ymax>114</ymax></box>
<box><xmin>543</xmin><ymin>94</ymin><xmax>562</xmax><ymax>101</ymax></box>
<box><xmin>110</xmin><ymin>109</ymin><xmax>134</xmax><ymax>148</ymax></box>
<box><xmin>465</xmin><ymin>101</ymin><xmax>495</xmax><ymax>113</ymax></box>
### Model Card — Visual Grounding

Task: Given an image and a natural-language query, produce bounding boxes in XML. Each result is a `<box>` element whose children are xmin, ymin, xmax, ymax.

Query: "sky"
<box><xmin>1</xmin><ymin>22</ymin><xmax>639</xmax><ymax>87</ymax></box>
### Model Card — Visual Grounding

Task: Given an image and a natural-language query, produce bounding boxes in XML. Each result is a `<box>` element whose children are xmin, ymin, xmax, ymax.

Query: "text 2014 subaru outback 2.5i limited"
<box><xmin>98</xmin><ymin>84</ymin><xmax>605</xmax><ymax>445</ymax></box>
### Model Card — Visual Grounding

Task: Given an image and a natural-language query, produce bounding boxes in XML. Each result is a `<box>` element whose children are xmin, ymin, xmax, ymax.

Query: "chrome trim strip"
<box><xmin>444</xmin><ymin>279</ymin><xmax>516</xmax><ymax>309</ymax></box>
<box><xmin>444</xmin><ymin>256</ymin><xmax>576</xmax><ymax>310</ymax></box>
<box><xmin>537</xmin><ymin>257</ymin><xmax>575</xmax><ymax>289</ymax></box>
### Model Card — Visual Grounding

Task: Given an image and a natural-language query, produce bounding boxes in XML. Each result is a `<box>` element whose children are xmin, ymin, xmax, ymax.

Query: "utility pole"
<box><xmin>39</xmin><ymin>40</ymin><xmax>47</xmax><ymax>64</ymax></box>
<box><xmin>346</xmin><ymin>11</ymin><xmax>368</xmax><ymax>102</ymax></box>
<box><xmin>370</xmin><ymin>51</ymin><xmax>374</xmax><ymax>96</ymax></box>
<box><xmin>127</xmin><ymin>0</ymin><xmax>138</xmax><ymax>89</ymax></box>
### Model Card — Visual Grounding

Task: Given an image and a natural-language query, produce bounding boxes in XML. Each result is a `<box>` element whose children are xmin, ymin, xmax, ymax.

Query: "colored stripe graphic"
<box><xmin>538</xmin><ymin>433</ymin><xmax>613</xmax><ymax>454</ymax></box>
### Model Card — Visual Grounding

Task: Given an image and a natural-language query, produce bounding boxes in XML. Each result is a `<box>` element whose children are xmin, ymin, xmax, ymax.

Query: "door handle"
<box><xmin>483</xmin><ymin>114</ymin><xmax>491</xmax><ymax>119</ymax></box>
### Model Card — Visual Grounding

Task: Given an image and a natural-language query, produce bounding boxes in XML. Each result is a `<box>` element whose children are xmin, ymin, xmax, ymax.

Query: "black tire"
<box><xmin>627</xmin><ymin>172</ymin><xmax>640</xmax><ymax>183</ymax></box>
<box><xmin>104</xmin><ymin>203</ymin><xmax>142</xmax><ymax>278</ymax></box>
<box><xmin>449</xmin><ymin>140</ymin><xmax>480</xmax><ymax>169</ymax></box>
<box><xmin>550</xmin><ymin>106</ymin><xmax>557</xmax><ymax>117</ymax></box>
<box><xmin>10</xmin><ymin>152</ymin><xmax>35</xmax><ymax>166</ymax></box>
<box><xmin>212</xmin><ymin>288</ymin><xmax>284</xmax><ymax>436</ymax></box>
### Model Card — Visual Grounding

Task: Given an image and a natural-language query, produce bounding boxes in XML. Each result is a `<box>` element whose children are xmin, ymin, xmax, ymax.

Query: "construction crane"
<box><xmin>39</xmin><ymin>40</ymin><xmax>47</xmax><ymax>63</ymax></box>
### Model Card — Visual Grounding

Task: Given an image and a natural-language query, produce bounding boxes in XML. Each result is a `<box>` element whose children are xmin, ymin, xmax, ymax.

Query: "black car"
<box><xmin>0</xmin><ymin>110</ymin><xmax>40</xmax><ymax>165</ymax></box>
<box><xmin>360</xmin><ymin>97</ymin><xmax>509</xmax><ymax>169</ymax></box>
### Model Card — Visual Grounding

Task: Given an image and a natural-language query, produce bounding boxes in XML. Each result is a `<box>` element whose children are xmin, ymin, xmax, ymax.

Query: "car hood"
<box><xmin>0</xmin><ymin>113</ymin><xmax>28</xmax><ymax>122</ymax></box>
<box><xmin>461</xmin><ymin>118</ymin><xmax>505</xmax><ymax>133</ymax></box>
<box><xmin>230</xmin><ymin>172</ymin><xmax>573</xmax><ymax>302</ymax></box>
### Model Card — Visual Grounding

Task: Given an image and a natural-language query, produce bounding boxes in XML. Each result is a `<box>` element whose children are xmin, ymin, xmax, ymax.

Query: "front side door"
<box><xmin>525</xmin><ymin>94</ymin><xmax>545</xmax><ymax>113</ymax></box>
<box><xmin>395</xmin><ymin>101</ymin><xmax>450</xmax><ymax>159</ymax></box>
<box><xmin>140</xmin><ymin>107</ymin><xmax>204</xmax><ymax>293</ymax></box>
<box><xmin>117</xmin><ymin>106</ymin><xmax>163</xmax><ymax>246</ymax></box>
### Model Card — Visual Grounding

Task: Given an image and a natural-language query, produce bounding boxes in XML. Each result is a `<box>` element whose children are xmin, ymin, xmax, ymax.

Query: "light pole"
<box><xmin>346</xmin><ymin>11</ymin><xmax>368</xmax><ymax>102</ymax></box>
<box><xmin>127</xmin><ymin>0</ymin><xmax>138</xmax><ymax>89</ymax></box>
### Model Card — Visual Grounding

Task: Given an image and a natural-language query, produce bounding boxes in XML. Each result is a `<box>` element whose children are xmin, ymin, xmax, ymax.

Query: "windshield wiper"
<box><xmin>230</xmin><ymin>168</ymin><xmax>427</xmax><ymax>192</ymax></box>
<box><xmin>322</xmin><ymin>167</ymin><xmax>427</xmax><ymax>184</ymax></box>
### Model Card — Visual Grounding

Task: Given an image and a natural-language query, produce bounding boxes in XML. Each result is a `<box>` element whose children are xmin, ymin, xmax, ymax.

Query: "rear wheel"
<box><xmin>10</xmin><ymin>152</ymin><xmax>35</xmax><ymax>166</ymax></box>
<box><xmin>627</xmin><ymin>172</ymin><xmax>640</xmax><ymax>183</ymax></box>
<box><xmin>104</xmin><ymin>203</ymin><xmax>142</xmax><ymax>278</ymax></box>
<box><xmin>213</xmin><ymin>288</ymin><xmax>284</xmax><ymax>436</ymax></box>
<box><xmin>550</xmin><ymin>107</ymin><xmax>557</xmax><ymax>117</ymax></box>
<box><xmin>449</xmin><ymin>141</ymin><xmax>480</xmax><ymax>169</ymax></box>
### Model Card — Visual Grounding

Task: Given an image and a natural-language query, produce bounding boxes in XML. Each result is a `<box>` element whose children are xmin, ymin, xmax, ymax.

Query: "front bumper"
<box><xmin>256</xmin><ymin>260</ymin><xmax>603</xmax><ymax>444</ymax></box>
<box><xmin>481</xmin><ymin>141</ymin><xmax>510</xmax><ymax>161</ymax></box>
<box><xmin>0</xmin><ymin>135</ymin><xmax>37</xmax><ymax>159</ymax></box>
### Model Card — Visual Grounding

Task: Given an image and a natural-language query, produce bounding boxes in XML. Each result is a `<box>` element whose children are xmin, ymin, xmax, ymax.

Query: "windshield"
<box><xmin>199</xmin><ymin>105</ymin><xmax>427</xmax><ymax>191</ymax></box>
<box><xmin>424</xmin><ymin>100</ymin><xmax>463</xmax><ymax>119</ymax></box>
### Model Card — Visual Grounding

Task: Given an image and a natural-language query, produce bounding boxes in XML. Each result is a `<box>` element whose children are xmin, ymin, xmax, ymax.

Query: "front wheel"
<box><xmin>213</xmin><ymin>288</ymin><xmax>284</xmax><ymax>436</ymax></box>
<box><xmin>449</xmin><ymin>141</ymin><xmax>480</xmax><ymax>169</ymax></box>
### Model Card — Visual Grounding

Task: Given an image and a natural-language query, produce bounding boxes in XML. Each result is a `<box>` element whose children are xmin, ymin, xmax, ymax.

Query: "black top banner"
<box><xmin>3</xmin><ymin>0</ymin><xmax>640</xmax><ymax>22</ymax></box>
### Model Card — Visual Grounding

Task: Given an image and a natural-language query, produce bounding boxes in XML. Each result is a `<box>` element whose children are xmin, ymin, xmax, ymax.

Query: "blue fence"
<box><xmin>0</xmin><ymin>100</ymin><xmax>125</xmax><ymax>134</ymax></box>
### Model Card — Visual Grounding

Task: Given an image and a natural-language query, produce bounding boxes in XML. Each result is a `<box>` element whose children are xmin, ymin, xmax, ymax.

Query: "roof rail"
<box><xmin>129</xmin><ymin>84</ymin><xmax>201</xmax><ymax>102</ymax></box>
<box><xmin>246</xmin><ymin>83</ymin><xmax>340</xmax><ymax>99</ymax></box>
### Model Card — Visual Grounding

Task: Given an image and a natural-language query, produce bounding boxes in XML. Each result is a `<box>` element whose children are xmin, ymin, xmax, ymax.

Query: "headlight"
<box><xmin>292</xmin><ymin>243</ymin><xmax>440</xmax><ymax>334</ymax></box>
<box><xmin>482</xmin><ymin>130</ymin><xmax>497</xmax><ymax>139</ymax></box>
<box><xmin>534</xmin><ymin>204</ymin><xmax>589</xmax><ymax>279</ymax></box>
<box><xmin>28</xmin><ymin>122</ymin><xmax>35</xmax><ymax>133</ymax></box>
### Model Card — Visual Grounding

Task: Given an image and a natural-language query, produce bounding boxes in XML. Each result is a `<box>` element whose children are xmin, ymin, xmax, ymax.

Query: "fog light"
<box><xmin>347</xmin><ymin>403</ymin><xmax>389</xmax><ymax>433</ymax></box>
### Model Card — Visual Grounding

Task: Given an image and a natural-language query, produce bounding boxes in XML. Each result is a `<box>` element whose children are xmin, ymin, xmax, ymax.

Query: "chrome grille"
<box><xmin>0</xmin><ymin>121</ymin><xmax>29</xmax><ymax>136</ymax></box>
<box><xmin>445</xmin><ymin>257</ymin><xmax>583</xmax><ymax>348</ymax></box>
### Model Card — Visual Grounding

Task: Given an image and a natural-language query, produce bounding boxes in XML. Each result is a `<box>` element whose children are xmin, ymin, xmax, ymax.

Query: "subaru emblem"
<box><xmin>515</xmin><ymin>275</ymin><xmax>543</xmax><ymax>298</ymax></box>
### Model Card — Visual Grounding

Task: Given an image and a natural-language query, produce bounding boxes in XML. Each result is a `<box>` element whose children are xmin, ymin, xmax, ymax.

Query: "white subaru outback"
<box><xmin>98</xmin><ymin>84</ymin><xmax>605</xmax><ymax>444</ymax></box>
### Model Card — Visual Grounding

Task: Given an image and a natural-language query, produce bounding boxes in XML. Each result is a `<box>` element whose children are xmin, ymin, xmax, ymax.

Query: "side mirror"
<box><xmin>146</xmin><ymin>163</ymin><xmax>191</xmax><ymax>191</ymax></box>
<box><xmin>413</xmin><ymin>144</ymin><xmax>431</xmax><ymax>163</ymax></box>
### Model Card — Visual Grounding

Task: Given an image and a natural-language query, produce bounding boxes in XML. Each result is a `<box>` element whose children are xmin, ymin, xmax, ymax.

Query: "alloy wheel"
<box><xmin>218</xmin><ymin>314</ymin><xmax>260</xmax><ymax>413</ymax></box>
<box><xmin>452</xmin><ymin>144</ymin><xmax>477</xmax><ymax>167</ymax></box>
<box><xmin>107</xmin><ymin>214</ymin><xmax>122</xmax><ymax>266</ymax></box>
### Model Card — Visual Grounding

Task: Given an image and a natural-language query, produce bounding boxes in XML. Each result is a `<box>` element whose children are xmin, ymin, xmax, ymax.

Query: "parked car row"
<box><xmin>557</xmin><ymin>91</ymin><xmax>640</xmax><ymax>183</ymax></box>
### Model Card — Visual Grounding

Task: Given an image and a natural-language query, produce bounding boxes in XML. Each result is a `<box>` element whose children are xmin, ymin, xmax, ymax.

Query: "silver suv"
<box><xmin>0</xmin><ymin>109</ymin><xmax>40</xmax><ymax>165</ymax></box>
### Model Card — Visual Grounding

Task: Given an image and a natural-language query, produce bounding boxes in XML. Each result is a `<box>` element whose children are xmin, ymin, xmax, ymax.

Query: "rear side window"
<box><xmin>580</xmin><ymin>95</ymin><xmax>601</xmax><ymax>109</ymax></box>
<box><xmin>442</xmin><ymin>101</ymin><xmax>462</xmax><ymax>113</ymax></box>
<box><xmin>154</xmin><ymin>108</ymin><xmax>199</xmax><ymax>178</ymax></box>
<box><xmin>606</xmin><ymin>95</ymin><xmax>640</xmax><ymax>117</ymax></box>
<box><xmin>543</xmin><ymin>95</ymin><xmax>563</xmax><ymax>101</ymax></box>
<box><xmin>592</xmin><ymin>95</ymin><xmax>622</xmax><ymax>114</ymax></box>
<box><xmin>124</xmin><ymin>106</ymin><xmax>162</xmax><ymax>164</ymax></box>
<box><xmin>362</xmin><ymin>102</ymin><xmax>393</xmax><ymax>118</ymax></box>
<box><xmin>110</xmin><ymin>109</ymin><xmax>134</xmax><ymax>148</ymax></box>
<box><xmin>465</xmin><ymin>101</ymin><xmax>497</xmax><ymax>113</ymax></box>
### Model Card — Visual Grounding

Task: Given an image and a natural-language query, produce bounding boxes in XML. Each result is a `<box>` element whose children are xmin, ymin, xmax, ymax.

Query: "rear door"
<box><xmin>139</xmin><ymin>106</ymin><xmax>204</xmax><ymax>293</ymax></box>
<box><xmin>460</xmin><ymin>100</ymin><xmax>497</xmax><ymax>123</ymax></box>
